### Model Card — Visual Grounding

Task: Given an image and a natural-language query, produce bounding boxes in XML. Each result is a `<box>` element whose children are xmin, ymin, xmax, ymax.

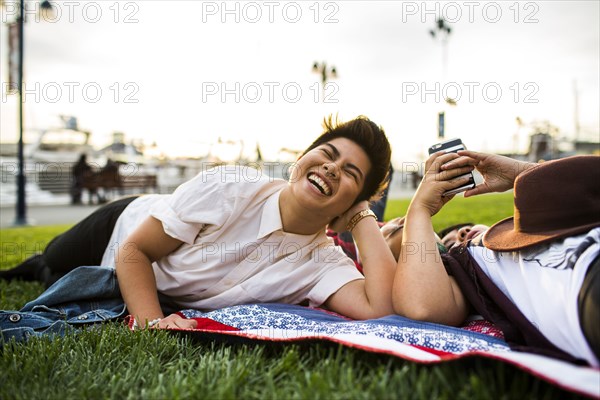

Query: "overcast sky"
<box><xmin>1</xmin><ymin>0</ymin><xmax>598</xmax><ymax>164</ymax></box>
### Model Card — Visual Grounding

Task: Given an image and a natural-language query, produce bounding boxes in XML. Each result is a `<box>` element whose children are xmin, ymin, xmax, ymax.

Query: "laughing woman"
<box><xmin>1</xmin><ymin>116</ymin><xmax>396</xmax><ymax>334</ymax></box>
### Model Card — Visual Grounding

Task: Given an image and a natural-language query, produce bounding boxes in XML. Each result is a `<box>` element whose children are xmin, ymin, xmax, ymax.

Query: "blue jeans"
<box><xmin>0</xmin><ymin>266</ymin><xmax>126</xmax><ymax>343</ymax></box>
<box><xmin>1</xmin><ymin>265</ymin><xmax>182</xmax><ymax>344</ymax></box>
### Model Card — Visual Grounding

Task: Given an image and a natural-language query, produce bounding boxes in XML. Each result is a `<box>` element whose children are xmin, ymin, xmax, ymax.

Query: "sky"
<box><xmin>1</xmin><ymin>0</ymin><xmax>599</xmax><ymax>165</ymax></box>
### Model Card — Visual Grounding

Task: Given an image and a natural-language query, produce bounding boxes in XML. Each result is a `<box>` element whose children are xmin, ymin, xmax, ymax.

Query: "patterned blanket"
<box><xmin>135</xmin><ymin>304</ymin><xmax>600</xmax><ymax>398</ymax></box>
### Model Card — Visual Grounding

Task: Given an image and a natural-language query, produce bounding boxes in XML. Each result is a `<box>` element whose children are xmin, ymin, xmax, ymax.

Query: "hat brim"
<box><xmin>483</xmin><ymin>217</ymin><xmax>600</xmax><ymax>252</ymax></box>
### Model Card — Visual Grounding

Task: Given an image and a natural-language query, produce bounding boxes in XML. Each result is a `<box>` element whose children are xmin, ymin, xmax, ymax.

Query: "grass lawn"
<box><xmin>0</xmin><ymin>195</ymin><xmax>583</xmax><ymax>399</ymax></box>
<box><xmin>384</xmin><ymin>192</ymin><xmax>515</xmax><ymax>232</ymax></box>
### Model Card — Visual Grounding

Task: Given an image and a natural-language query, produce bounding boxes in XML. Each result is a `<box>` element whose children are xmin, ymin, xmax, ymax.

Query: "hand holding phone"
<box><xmin>428</xmin><ymin>138</ymin><xmax>476</xmax><ymax>196</ymax></box>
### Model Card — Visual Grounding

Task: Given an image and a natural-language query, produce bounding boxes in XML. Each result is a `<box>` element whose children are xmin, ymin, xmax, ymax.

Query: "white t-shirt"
<box><xmin>100</xmin><ymin>165</ymin><xmax>363</xmax><ymax>310</ymax></box>
<box><xmin>469</xmin><ymin>227</ymin><xmax>600</xmax><ymax>367</ymax></box>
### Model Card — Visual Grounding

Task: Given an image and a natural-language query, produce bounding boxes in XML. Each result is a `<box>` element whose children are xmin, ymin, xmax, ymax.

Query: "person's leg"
<box><xmin>0</xmin><ymin>255</ymin><xmax>46</xmax><ymax>282</ymax></box>
<box><xmin>44</xmin><ymin>195</ymin><xmax>139</xmax><ymax>272</ymax></box>
<box><xmin>578</xmin><ymin>255</ymin><xmax>600</xmax><ymax>361</ymax></box>
<box><xmin>0</xmin><ymin>196</ymin><xmax>139</xmax><ymax>285</ymax></box>
<box><xmin>71</xmin><ymin>180</ymin><xmax>82</xmax><ymax>204</ymax></box>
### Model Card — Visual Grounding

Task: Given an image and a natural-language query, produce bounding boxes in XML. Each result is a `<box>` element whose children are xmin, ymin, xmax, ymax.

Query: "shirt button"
<box><xmin>77</xmin><ymin>315</ymin><xmax>89</xmax><ymax>320</ymax></box>
<box><xmin>9</xmin><ymin>314</ymin><xmax>21</xmax><ymax>322</ymax></box>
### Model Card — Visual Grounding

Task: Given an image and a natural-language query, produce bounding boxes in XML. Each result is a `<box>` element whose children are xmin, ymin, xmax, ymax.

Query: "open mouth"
<box><xmin>307</xmin><ymin>172</ymin><xmax>332</xmax><ymax>196</ymax></box>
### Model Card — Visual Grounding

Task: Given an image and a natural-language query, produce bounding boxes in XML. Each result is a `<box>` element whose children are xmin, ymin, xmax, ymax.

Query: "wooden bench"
<box><xmin>120</xmin><ymin>174</ymin><xmax>158</xmax><ymax>192</ymax></box>
<box><xmin>78</xmin><ymin>169</ymin><xmax>158</xmax><ymax>204</ymax></box>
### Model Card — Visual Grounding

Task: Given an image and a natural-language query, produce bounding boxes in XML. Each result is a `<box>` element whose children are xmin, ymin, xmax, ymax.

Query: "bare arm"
<box><xmin>441</xmin><ymin>150</ymin><xmax>537</xmax><ymax>197</ymax></box>
<box><xmin>116</xmin><ymin>216</ymin><xmax>196</xmax><ymax>329</ymax></box>
<box><xmin>392</xmin><ymin>152</ymin><xmax>470</xmax><ymax>326</ymax></box>
<box><xmin>324</xmin><ymin>202</ymin><xmax>396</xmax><ymax>319</ymax></box>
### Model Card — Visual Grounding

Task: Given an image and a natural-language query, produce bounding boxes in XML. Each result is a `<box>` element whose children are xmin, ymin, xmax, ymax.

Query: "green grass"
<box><xmin>384</xmin><ymin>192</ymin><xmax>515</xmax><ymax>232</ymax></box>
<box><xmin>0</xmin><ymin>196</ymin><xmax>583</xmax><ymax>399</ymax></box>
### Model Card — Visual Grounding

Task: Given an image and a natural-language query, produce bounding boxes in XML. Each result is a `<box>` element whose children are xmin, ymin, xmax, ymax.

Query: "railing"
<box><xmin>1</xmin><ymin>160</ymin><xmax>160</xmax><ymax>199</ymax></box>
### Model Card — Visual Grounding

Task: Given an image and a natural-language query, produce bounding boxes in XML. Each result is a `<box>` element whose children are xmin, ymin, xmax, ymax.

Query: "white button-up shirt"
<box><xmin>469</xmin><ymin>227</ymin><xmax>600</xmax><ymax>367</ymax></box>
<box><xmin>101</xmin><ymin>166</ymin><xmax>363</xmax><ymax>310</ymax></box>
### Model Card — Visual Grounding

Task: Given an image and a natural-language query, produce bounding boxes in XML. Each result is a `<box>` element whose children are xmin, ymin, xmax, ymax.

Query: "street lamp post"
<box><xmin>429</xmin><ymin>17</ymin><xmax>453</xmax><ymax>139</ymax></box>
<box><xmin>312</xmin><ymin>61</ymin><xmax>337</xmax><ymax>101</ymax></box>
<box><xmin>429</xmin><ymin>17</ymin><xmax>452</xmax><ymax>81</ymax></box>
<box><xmin>13</xmin><ymin>0</ymin><xmax>53</xmax><ymax>226</ymax></box>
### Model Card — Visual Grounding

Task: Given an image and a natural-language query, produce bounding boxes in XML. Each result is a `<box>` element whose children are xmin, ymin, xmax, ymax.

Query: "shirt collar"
<box><xmin>257</xmin><ymin>190</ymin><xmax>284</xmax><ymax>239</ymax></box>
<box><xmin>257</xmin><ymin>190</ymin><xmax>329</xmax><ymax>257</ymax></box>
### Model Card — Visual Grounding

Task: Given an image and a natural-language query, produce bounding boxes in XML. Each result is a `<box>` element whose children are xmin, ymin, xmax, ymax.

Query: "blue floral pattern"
<box><xmin>180</xmin><ymin>304</ymin><xmax>509</xmax><ymax>354</ymax></box>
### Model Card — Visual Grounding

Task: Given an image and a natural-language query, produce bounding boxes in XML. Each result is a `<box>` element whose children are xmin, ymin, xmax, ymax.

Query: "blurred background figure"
<box><xmin>71</xmin><ymin>153</ymin><xmax>92</xmax><ymax>205</ymax></box>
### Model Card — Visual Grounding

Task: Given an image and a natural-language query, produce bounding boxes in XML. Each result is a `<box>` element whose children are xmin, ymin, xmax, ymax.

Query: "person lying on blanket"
<box><xmin>0</xmin><ymin>116</ymin><xmax>397</xmax><ymax>328</ymax></box>
<box><xmin>392</xmin><ymin>151</ymin><xmax>600</xmax><ymax>367</ymax></box>
<box><xmin>436</xmin><ymin>222</ymin><xmax>490</xmax><ymax>251</ymax></box>
<box><xmin>330</xmin><ymin>218</ymin><xmax>489</xmax><ymax>272</ymax></box>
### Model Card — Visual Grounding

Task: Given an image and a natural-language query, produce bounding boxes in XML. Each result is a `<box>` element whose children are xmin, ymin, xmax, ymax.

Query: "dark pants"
<box><xmin>44</xmin><ymin>196</ymin><xmax>138</xmax><ymax>273</ymax></box>
<box><xmin>1</xmin><ymin>196</ymin><xmax>138</xmax><ymax>287</ymax></box>
<box><xmin>578</xmin><ymin>254</ymin><xmax>600</xmax><ymax>361</ymax></box>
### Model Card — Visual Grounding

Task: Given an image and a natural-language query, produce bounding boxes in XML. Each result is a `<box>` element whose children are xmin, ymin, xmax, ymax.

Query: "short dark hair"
<box><xmin>437</xmin><ymin>223</ymin><xmax>474</xmax><ymax>239</ymax></box>
<box><xmin>301</xmin><ymin>115</ymin><xmax>392</xmax><ymax>203</ymax></box>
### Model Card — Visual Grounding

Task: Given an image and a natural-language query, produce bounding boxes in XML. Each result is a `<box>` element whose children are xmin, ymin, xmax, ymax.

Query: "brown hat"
<box><xmin>483</xmin><ymin>155</ymin><xmax>600</xmax><ymax>251</ymax></box>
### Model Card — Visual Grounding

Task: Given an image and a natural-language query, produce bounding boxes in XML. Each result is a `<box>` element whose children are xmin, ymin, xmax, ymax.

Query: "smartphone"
<box><xmin>428</xmin><ymin>138</ymin><xmax>476</xmax><ymax>197</ymax></box>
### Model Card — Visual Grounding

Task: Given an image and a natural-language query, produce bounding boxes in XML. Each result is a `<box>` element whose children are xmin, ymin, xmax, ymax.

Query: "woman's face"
<box><xmin>288</xmin><ymin>138</ymin><xmax>371</xmax><ymax>220</ymax></box>
<box><xmin>381</xmin><ymin>219</ymin><xmax>490</xmax><ymax>262</ymax></box>
<box><xmin>440</xmin><ymin>224</ymin><xmax>490</xmax><ymax>249</ymax></box>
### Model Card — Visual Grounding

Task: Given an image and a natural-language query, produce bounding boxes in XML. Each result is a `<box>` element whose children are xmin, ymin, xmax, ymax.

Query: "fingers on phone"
<box><xmin>442</xmin><ymin>166</ymin><xmax>474</xmax><ymax>180</ymax></box>
<box><xmin>429</xmin><ymin>150</ymin><xmax>460</xmax><ymax>161</ymax></box>
<box><xmin>425</xmin><ymin>153</ymin><xmax>439</xmax><ymax>172</ymax></box>
<box><xmin>441</xmin><ymin>173</ymin><xmax>470</xmax><ymax>188</ymax></box>
<box><xmin>463</xmin><ymin>184</ymin><xmax>484</xmax><ymax>198</ymax></box>
<box><xmin>441</xmin><ymin>155</ymin><xmax>478</xmax><ymax>170</ymax></box>
<box><xmin>456</xmin><ymin>150</ymin><xmax>481</xmax><ymax>158</ymax></box>
<box><xmin>463</xmin><ymin>189</ymin><xmax>475</xmax><ymax>198</ymax></box>
<box><xmin>426</xmin><ymin>150</ymin><xmax>446</xmax><ymax>167</ymax></box>
<box><xmin>428</xmin><ymin>152</ymin><xmax>460</xmax><ymax>172</ymax></box>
